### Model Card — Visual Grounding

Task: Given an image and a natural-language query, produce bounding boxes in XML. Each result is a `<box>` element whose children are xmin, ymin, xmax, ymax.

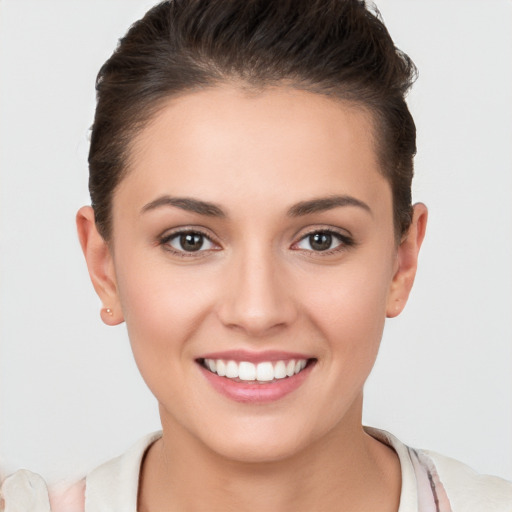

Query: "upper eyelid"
<box><xmin>158</xmin><ymin>225</ymin><xmax>352</xmax><ymax>249</ymax></box>
<box><xmin>160</xmin><ymin>226</ymin><xmax>217</xmax><ymax>241</ymax></box>
<box><xmin>291</xmin><ymin>227</ymin><xmax>355</xmax><ymax>252</ymax></box>
<box><xmin>159</xmin><ymin>227</ymin><xmax>222</xmax><ymax>253</ymax></box>
<box><xmin>293</xmin><ymin>226</ymin><xmax>353</xmax><ymax>241</ymax></box>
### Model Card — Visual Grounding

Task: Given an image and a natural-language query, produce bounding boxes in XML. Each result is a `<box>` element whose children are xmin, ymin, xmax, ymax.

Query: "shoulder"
<box><xmin>85</xmin><ymin>431</ymin><xmax>161</xmax><ymax>510</ymax></box>
<box><xmin>422</xmin><ymin>449</ymin><xmax>512</xmax><ymax>512</ymax></box>
<box><xmin>365</xmin><ymin>426</ymin><xmax>512</xmax><ymax>512</ymax></box>
<box><xmin>0</xmin><ymin>432</ymin><xmax>160</xmax><ymax>512</ymax></box>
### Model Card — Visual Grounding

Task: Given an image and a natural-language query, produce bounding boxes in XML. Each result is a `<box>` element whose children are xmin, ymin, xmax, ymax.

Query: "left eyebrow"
<box><xmin>287</xmin><ymin>195</ymin><xmax>372</xmax><ymax>217</ymax></box>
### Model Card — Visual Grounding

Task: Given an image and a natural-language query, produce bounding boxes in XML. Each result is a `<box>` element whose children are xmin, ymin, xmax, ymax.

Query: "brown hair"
<box><xmin>89</xmin><ymin>0</ymin><xmax>417</xmax><ymax>240</ymax></box>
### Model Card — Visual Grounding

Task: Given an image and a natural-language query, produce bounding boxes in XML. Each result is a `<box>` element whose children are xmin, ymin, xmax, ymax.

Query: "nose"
<box><xmin>216</xmin><ymin>247</ymin><xmax>298</xmax><ymax>337</ymax></box>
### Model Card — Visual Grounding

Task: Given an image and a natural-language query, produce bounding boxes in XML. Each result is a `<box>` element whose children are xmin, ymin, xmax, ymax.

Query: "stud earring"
<box><xmin>104</xmin><ymin>307</ymin><xmax>113</xmax><ymax>316</ymax></box>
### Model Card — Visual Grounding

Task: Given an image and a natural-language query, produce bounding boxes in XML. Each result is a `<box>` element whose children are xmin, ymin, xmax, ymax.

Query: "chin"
<box><xmin>210</xmin><ymin>436</ymin><xmax>305</xmax><ymax>464</ymax></box>
<box><xmin>196</xmin><ymin>417</ymin><xmax>320</xmax><ymax>464</ymax></box>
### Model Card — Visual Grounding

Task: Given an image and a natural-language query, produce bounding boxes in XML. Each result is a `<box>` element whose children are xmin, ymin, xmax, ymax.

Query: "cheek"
<box><xmin>114</xmin><ymin>266</ymin><xmax>222</xmax><ymax>418</ymax></box>
<box><xmin>299</xmin><ymin>258</ymin><xmax>393</xmax><ymax>357</ymax></box>
<box><xmin>113</xmin><ymin>257</ymin><xmax>217</xmax><ymax>373</ymax></box>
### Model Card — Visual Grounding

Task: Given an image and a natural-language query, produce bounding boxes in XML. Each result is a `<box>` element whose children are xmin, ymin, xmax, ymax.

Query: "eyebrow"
<box><xmin>287</xmin><ymin>195</ymin><xmax>372</xmax><ymax>217</ymax></box>
<box><xmin>141</xmin><ymin>193</ymin><xmax>371</xmax><ymax>218</ymax></box>
<box><xmin>141</xmin><ymin>196</ymin><xmax>226</xmax><ymax>217</ymax></box>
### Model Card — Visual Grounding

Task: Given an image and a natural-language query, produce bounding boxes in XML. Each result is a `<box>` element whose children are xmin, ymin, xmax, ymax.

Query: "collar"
<box><xmin>85</xmin><ymin>428</ymin><xmax>449</xmax><ymax>512</ymax></box>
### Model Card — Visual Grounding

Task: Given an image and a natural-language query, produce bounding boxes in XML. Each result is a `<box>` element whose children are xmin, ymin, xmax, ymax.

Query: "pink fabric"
<box><xmin>48</xmin><ymin>480</ymin><xmax>86</xmax><ymax>512</ymax></box>
<box><xmin>410</xmin><ymin>447</ymin><xmax>452</xmax><ymax>512</ymax></box>
<box><xmin>0</xmin><ymin>433</ymin><xmax>458</xmax><ymax>512</ymax></box>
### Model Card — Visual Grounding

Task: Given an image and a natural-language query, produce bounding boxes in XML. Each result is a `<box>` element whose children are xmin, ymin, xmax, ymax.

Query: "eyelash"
<box><xmin>292</xmin><ymin>229</ymin><xmax>355</xmax><ymax>255</ymax></box>
<box><xmin>159</xmin><ymin>228</ymin><xmax>220</xmax><ymax>258</ymax></box>
<box><xmin>158</xmin><ymin>228</ymin><xmax>355</xmax><ymax>257</ymax></box>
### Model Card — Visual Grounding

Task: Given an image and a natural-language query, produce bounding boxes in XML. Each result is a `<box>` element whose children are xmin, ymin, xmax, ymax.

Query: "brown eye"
<box><xmin>309</xmin><ymin>232</ymin><xmax>333</xmax><ymax>251</ymax></box>
<box><xmin>165</xmin><ymin>231</ymin><xmax>215</xmax><ymax>253</ymax></box>
<box><xmin>180</xmin><ymin>233</ymin><xmax>204</xmax><ymax>251</ymax></box>
<box><xmin>294</xmin><ymin>230</ymin><xmax>352</xmax><ymax>253</ymax></box>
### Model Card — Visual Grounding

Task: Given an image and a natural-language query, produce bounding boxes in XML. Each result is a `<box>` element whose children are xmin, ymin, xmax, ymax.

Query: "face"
<box><xmin>78</xmin><ymin>86</ymin><xmax>426</xmax><ymax>463</ymax></box>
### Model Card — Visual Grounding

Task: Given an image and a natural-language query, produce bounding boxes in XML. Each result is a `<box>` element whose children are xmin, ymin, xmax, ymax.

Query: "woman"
<box><xmin>1</xmin><ymin>1</ymin><xmax>511</xmax><ymax>510</ymax></box>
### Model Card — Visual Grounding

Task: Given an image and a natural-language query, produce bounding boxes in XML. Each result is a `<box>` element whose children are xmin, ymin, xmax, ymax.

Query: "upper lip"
<box><xmin>197</xmin><ymin>350</ymin><xmax>314</xmax><ymax>363</ymax></box>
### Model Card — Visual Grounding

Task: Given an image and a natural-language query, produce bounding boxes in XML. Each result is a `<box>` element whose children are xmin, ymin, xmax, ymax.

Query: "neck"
<box><xmin>138</xmin><ymin>401</ymin><xmax>401</xmax><ymax>512</ymax></box>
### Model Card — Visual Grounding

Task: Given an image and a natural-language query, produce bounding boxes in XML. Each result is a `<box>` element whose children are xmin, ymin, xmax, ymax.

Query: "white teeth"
<box><xmin>203</xmin><ymin>358</ymin><xmax>310</xmax><ymax>382</ymax></box>
<box><xmin>238</xmin><ymin>361</ymin><xmax>256</xmax><ymax>381</ymax></box>
<box><xmin>286</xmin><ymin>360</ymin><xmax>296</xmax><ymax>377</ymax></box>
<box><xmin>256</xmin><ymin>362</ymin><xmax>274</xmax><ymax>382</ymax></box>
<box><xmin>216</xmin><ymin>360</ymin><xmax>226</xmax><ymax>377</ymax></box>
<box><xmin>226</xmin><ymin>360</ymin><xmax>239</xmax><ymax>378</ymax></box>
<box><xmin>274</xmin><ymin>360</ymin><xmax>286</xmax><ymax>379</ymax></box>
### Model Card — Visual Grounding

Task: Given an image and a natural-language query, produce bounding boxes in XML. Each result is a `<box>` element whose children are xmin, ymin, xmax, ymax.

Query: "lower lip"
<box><xmin>199</xmin><ymin>362</ymin><xmax>315</xmax><ymax>403</ymax></box>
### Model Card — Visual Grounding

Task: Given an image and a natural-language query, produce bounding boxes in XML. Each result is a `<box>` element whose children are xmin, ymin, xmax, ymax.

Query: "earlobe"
<box><xmin>386</xmin><ymin>203</ymin><xmax>428</xmax><ymax>318</ymax></box>
<box><xmin>76</xmin><ymin>206</ymin><xmax>124</xmax><ymax>326</ymax></box>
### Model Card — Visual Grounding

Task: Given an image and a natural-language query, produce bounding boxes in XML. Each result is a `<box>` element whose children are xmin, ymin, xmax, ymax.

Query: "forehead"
<box><xmin>117</xmin><ymin>86</ymin><xmax>390</xmax><ymax>215</ymax></box>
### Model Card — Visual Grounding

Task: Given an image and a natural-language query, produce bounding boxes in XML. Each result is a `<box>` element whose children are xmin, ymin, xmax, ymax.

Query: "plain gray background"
<box><xmin>1</xmin><ymin>0</ymin><xmax>511</xmax><ymax>484</ymax></box>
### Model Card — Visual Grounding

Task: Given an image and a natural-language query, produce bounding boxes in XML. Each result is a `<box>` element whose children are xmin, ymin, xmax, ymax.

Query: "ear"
<box><xmin>76</xmin><ymin>206</ymin><xmax>124</xmax><ymax>326</ymax></box>
<box><xmin>386</xmin><ymin>203</ymin><xmax>428</xmax><ymax>318</ymax></box>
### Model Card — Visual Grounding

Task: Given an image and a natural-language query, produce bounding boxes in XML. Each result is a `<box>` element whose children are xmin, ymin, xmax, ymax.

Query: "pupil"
<box><xmin>180</xmin><ymin>233</ymin><xmax>203</xmax><ymax>251</ymax></box>
<box><xmin>310</xmin><ymin>233</ymin><xmax>332</xmax><ymax>251</ymax></box>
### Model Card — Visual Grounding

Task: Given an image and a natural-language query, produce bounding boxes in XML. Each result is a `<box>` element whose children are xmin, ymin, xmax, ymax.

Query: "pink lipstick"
<box><xmin>197</xmin><ymin>350</ymin><xmax>316</xmax><ymax>403</ymax></box>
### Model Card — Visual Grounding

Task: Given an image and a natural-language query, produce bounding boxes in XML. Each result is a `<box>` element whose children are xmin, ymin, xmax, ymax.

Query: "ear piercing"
<box><xmin>100</xmin><ymin>306</ymin><xmax>117</xmax><ymax>324</ymax></box>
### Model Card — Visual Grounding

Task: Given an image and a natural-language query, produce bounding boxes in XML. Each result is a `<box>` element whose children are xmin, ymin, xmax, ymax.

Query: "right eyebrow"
<box><xmin>140</xmin><ymin>195</ymin><xmax>226</xmax><ymax>218</ymax></box>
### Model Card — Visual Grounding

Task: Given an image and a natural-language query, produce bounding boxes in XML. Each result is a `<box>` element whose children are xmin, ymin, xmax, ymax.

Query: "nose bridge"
<box><xmin>218</xmin><ymin>239</ymin><xmax>296</xmax><ymax>335</ymax></box>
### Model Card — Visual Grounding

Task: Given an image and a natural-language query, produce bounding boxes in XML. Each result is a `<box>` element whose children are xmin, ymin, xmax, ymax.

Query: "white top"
<box><xmin>2</xmin><ymin>428</ymin><xmax>511</xmax><ymax>511</ymax></box>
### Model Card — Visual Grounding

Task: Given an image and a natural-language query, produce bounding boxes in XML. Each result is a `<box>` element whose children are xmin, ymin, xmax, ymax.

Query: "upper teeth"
<box><xmin>204</xmin><ymin>359</ymin><xmax>307</xmax><ymax>382</ymax></box>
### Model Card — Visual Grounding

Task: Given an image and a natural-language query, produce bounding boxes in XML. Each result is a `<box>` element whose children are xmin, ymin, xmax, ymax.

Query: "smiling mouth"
<box><xmin>199</xmin><ymin>358</ymin><xmax>315</xmax><ymax>384</ymax></box>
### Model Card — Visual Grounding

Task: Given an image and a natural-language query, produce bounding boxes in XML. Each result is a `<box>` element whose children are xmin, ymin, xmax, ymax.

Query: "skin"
<box><xmin>77</xmin><ymin>86</ymin><xmax>427</xmax><ymax>511</ymax></box>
